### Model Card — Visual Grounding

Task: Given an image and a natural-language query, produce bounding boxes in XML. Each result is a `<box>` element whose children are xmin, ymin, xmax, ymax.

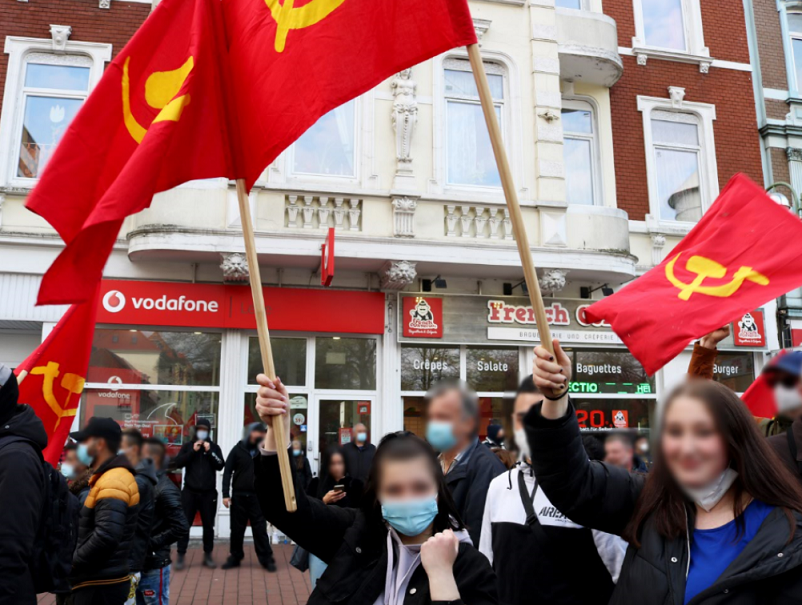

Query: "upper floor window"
<box><xmin>555</xmin><ymin>0</ymin><xmax>582</xmax><ymax>8</ymax></box>
<box><xmin>291</xmin><ymin>100</ymin><xmax>356</xmax><ymax>178</ymax></box>
<box><xmin>788</xmin><ymin>13</ymin><xmax>802</xmax><ymax>90</ymax></box>
<box><xmin>562</xmin><ymin>99</ymin><xmax>599</xmax><ymax>205</ymax></box>
<box><xmin>444</xmin><ymin>58</ymin><xmax>504</xmax><ymax>188</ymax></box>
<box><xmin>642</xmin><ymin>0</ymin><xmax>686</xmax><ymax>51</ymax></box>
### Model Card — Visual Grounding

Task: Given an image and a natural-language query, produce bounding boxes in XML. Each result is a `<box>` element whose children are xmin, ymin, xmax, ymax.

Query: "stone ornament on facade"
<box><xmin>444</xmin><ymin>205</ymin><xmax>512</xmax><ymax>239</ymax></box>
<box><xmin>699</xmin><ymin>62</ymin><xmax>710</xmax><ymax>74</ymax></box>
<box><xmin>788</xmin><ymin>147</ymin><xmax>802</xmax><ymax>162</ymax></box>
<box><xmin>636</xmin><ymin>53</ymin><xmax>648</xmax><ymax>66</ymax></box>
<box><xmin>50</xmin><ymin>25</ymin><xmax>72</xmax><ymax>52</ymax></box>
<box><xmin>538</xmin><ymin>269</ymin><xmax>568</xmax><ymax>294</ymax></box>
<box><xmin>98</xmin><ymin>0</ymin><xmax>110</xmax><ymax>8</ymax></box>
<box><xmin>668</xmin><ymin>86</ymin><xmax>685</xmax><ymax>109</ymax></box>
<box><xmin>472</xmin><ymin>18</ymin><xmax>491</xmax><ymax>46</ymax></box>
<box><xmin>285</xmin><ymin>195</ymin><xmax>362</xmax><ymax>231</ymax></box>
<box><xmin>391</xmin><ymin>69</ymin><xmax>418</xmax><ymax>184</ymax></box>
<box><xmin>220</xmin><ymin>252</ymin><xmax>249</xmax><ymax>282</ymax></box>
<box><xmin>392</xmin><ymin>196</ymin><xmax>417</xmax><ymax>238</ymax></box>
<box><xmin>380</xmin><ymin>260</ymin><xmax>417</xmax><ymax>290</ymax></box>
<box><xmin>650</xmin><ymin>233</ymin><xmax>666</xmax><ymax>266</ymax></box>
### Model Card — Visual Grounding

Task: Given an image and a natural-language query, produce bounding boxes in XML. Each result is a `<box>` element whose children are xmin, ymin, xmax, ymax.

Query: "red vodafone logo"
<box><xmin>102</xmin><ymin>290</ymin><xmax>126</xmax><ymax>313</ymax></box>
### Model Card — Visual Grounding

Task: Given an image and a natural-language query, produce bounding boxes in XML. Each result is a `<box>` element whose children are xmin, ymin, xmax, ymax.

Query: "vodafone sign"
<box><xmin>97</xmin><ymin>280</ymin><xmax>384</xmax><ymax>334</ymax></box>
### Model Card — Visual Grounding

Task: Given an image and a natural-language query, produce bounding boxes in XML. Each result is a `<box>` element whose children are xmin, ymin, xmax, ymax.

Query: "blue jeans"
<box><xmin>136</xmin><ymin>566</ymin><xmax>170</xmax><ymax>605</ymax></box>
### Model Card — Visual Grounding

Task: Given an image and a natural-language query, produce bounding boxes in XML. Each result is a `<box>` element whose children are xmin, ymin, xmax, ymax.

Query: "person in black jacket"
<box><xmin>291</xmin><ymin>439</ymin><xmax>313</xmax><ymax>491</ymax></box>
<box><xmin>138</xmin><ymin>438</ymin><xmax>189</xmax><ymax>605</ymax></box>
<box><xmin>0</xmin><ymin>365</ymin><xmax>47</xmax><ymax>605</ymax></box>
<box><xmin>69</xmin><ymin>417</ymin><xmax>141</xmax><ymax>605</ymax></box>
<box><xmin>528</xmin><ymin>340</ymin><xmax>802</xmax><ymax>605</ymax></box>
<box><xmin>253</xmin><ymin>374</ymin><xmax>498</xmax><ymax>605</ymax></box>
<box><xmin>121</xmin><ymin>429</ymin><xmax>157</xmax><ymax>602</ymax></box>
<box><xmin>221</xmin><ymin>422</ymin><xmax>276</xmax><ymax>572</ymax></box>
<box><xmin>342</xmin><ymin>422</ymin><xmax>376</xmax><ymax>483</ymax></box>
<box><xmin>171</xmin><ymin>417</ymin><xmax>225</xmax><ymax>570</ymax></box>
<box><xmin>425</xmin><ymin>380</ymin><xmax>506</xmax><ymax>546</ymax></box>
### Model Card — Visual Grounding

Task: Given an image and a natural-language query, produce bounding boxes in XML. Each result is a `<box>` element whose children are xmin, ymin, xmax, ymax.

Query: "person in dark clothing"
<box><xmin>121</xmin><ymin>429</ymin><xmax>158</xmax><ymax>601</ymax></box>
<box><xmin>604</xmin><ymin>433</ymin><xmax>648</xmax><ymax>473</ymax></box>
<box><xmin>0</xmin><ymin>364</ymin><xmax>47</xmax><ymax>605</ymax></box>
<box><xmin>171</xmin><ymin>417</ymin><xmax>225</xmax><ymax>570</ymax></box>
<box><xmin>221</xmin><ymin>422</ymin><xmax>276</xmax><ymax>572</ymax></box>
<box><xmin>69</xmin><ymin>417</ymin><xmax>140</xmax><ymax>605</ymax></box>
<box><xmin>253</xmin><ymin>373</ymin><xmax>498</xmax><ymax>605</ymax></box>
<box><xmin>341</xmin><ymin>422</ymin><xmax>376</xmax><ymax>483</ymax></box>
<box><xmin>529</xmin><ymin>340</ymin><xmax>802</xmax><ymax>605</ymax></box>
<box><xmin>291</xmin><ymin>439</ymin><xmax>313</xmax><ymax>492</ymax></box>
<box><xmin>425</xmin><ymin>380</ymin><xmax>506</xmax><ymax>546</ymax></box>
<box><xmin>138</xmin><ymin>439</ymin><xmax>189</xmax><ymax>605</ymax></box>
<box><xmin>481</xmin><ymin>424</ymin><xmax>505</xmax><ymax>449</ymax></box>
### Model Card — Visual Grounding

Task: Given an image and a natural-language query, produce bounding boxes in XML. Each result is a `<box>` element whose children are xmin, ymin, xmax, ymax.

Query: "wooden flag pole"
<box><xmin>467</xmin><ymin>44</ymin><xmax>556</xmax><ymax>358</ymax></box>
<box><xmin>236</xmin><ymin>178</ymin><xmax>297</xmax><ymax>512</ymax></box>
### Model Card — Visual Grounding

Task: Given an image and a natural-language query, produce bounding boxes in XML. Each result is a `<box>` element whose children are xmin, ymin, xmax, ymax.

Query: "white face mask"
<box><xmin>681</xmin><ymin>468</ymin><xmax>739</xmax><ymax>513</ymax></box>
<box><xmin>196</xmin><ymin>430</ymin><xmax>209</xmax><ymax>441</ymax></box>
<box><xmin>774</xmin><ymin>384</ymin><xmax>802</xmax><ymax>414</ymax></box>
<box><xmin>514</xmin><ymin>427</ymin><xmax>530</xmax><ymax>462</ymax></box>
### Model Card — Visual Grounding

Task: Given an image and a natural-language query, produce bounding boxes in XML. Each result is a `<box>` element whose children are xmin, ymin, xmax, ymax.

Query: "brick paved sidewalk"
<box><xmin>38</xmin><ymin>543</ymin><xmax>312</xmax><ymax>605</ymax></box>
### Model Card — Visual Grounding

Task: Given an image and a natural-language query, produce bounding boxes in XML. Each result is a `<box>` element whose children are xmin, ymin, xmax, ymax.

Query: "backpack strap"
<box><xmin>787</xmin><ymin>428</ymin><xmax>802</xmax><ymax>476</ymax></box>
<box><xmin>516</xmin><ymin>469</ymin><xmax>557</xmax><ymax>548</ymax></box>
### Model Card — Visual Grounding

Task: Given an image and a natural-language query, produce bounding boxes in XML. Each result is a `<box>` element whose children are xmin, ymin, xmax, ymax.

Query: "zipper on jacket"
<box><xmin>684</xmin><ymin>510</ymin><xmax>691</xmax><ymax>580</ymax></box>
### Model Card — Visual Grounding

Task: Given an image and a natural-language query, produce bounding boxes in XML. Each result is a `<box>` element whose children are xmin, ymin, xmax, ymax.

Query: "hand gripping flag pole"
<box><xmin>235</xmin><ymin>179</ymin><xmax>297</xmax><ymax>512</ymax></box>
<box><xmin>467</xmin><ymin>44</ymin><xmax>557</xmax><ymax>360</ymax></box>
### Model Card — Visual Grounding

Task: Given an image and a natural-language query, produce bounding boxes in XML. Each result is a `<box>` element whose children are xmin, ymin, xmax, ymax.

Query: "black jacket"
<box><xmin>526</xmin><ymin>402</ymin><xmax>802</xmax><ymax>605</ymax></box>
<box><xmin>71</xmin><ymin>455</ymin><xmax>141</xmax><ymax>589</ymax></box>
<box><xmin>255</xmin><ymin>451</ymin><xmax>498</xmax><ymax>605</ymax></box>
<box><xmin>342</xmin><ymin>441</ymin><xmax>376</xmax><ymax>483</ymax></box>
<box><xmin>444</xmin><ymin>439</ymin><xmax>506</xmax><ymax>546</ymax></box>
<box><xmin>145</xmin><ymin>469</ymin><xmax>189</xmax><ymax>570</ymax></box>
<box><xmin>0</xmin><ymin>404</ymin><xmax>47</xmax><ymax>605</ymax></box>
<box><xmin>223</xmin><ymin>437</ymin><xmax>260</xmax><ymax>498</ymax></box>
<box><xmin>128</xmin><ymin>458</ymin><xmax>158</xmax><ymax>572</ymax></box>
<box><xmin>307</xmin><ymin>474</ymin><xmax>363</xmax><ymax>509</ymax></box>
<box><xmin>171</xmin><ymin>437</ymin><xmax>225</xmax><ymax>492</ymax></box>
<box><xmin>292</xmin><ymin>453</ymin><xmax>313</xmax><ymax>492</ymax></box>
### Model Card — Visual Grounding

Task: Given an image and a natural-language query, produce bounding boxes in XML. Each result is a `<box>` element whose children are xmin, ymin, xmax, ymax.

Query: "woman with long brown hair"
<box><xmin>527</xmin><ymin>340</ymin><xmax>802</xmax><ymax>605</ymax></box>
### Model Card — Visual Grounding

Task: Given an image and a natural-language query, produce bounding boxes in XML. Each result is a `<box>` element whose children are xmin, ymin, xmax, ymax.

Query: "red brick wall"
<box><xmin>752</xmin><ymin>0</ymin><xmax>788</xmax><ymax>90</ymax></box>
<box><xmin>0</xmin><ymin>0</ymin><xmax>150</xmax><ymax>118</ymax></box>
<box><xmin>610</xmin><ymin>56</ymin><xmax>763</xmax><ymax>220</ymax></box>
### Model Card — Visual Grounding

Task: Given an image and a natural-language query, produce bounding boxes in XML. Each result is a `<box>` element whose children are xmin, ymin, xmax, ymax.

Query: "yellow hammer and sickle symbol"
<box><xmin>665</xmin><ymin>253</ymin><xmax>770</xmax><ymax>301</ymax></box>
<box><xmin>29</xmin><ymin>362</ymin><xmax>85</xmax><ymax>430</ymax></box>
<box><xmin>122</xmin><ymin>56</ymin><xmax>194</xmax><ymax>144</ymax></box>
<box><xmin>264</xmin><ymin>0</ymin><xmax>346</xmax><ymax>53</ymax></box>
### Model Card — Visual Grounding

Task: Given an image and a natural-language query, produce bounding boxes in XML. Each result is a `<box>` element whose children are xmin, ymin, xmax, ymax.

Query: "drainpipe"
<box><xmin>744</xmin><ymin>0</ymin><xmax>771</xmax><ymax>185</ymax></box>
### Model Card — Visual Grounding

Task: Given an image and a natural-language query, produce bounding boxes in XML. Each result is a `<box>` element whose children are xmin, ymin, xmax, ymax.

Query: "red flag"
<box><xmin>15</xmin><ymin>293</ymin><xmax>99</xmax><ymax>465</ymax></box>
<box><xmin>26</xmin><ymin>0</ymin><xmax>237</xmax><ymax>306</ymax></box>
<box><xmin>584</xmin><ymin>174</ymin><xmax>802</xmax><ymax>375</ymax></box>
<box><xmin>224</xmin><ymin>0</ymin><xmax>478</xmax><ymax>188</ymax></box>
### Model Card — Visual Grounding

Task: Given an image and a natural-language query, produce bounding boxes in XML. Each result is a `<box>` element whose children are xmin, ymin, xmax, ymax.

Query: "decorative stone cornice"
<box><xmin>380</xmin><ymin>260</ymin><xmax>417</xmax><ymax>290</ymax></box>
<box><xmin>220</xmin><ymin>252</ymin><xmax>249</xmax><ymax>282</ymax></box>
<box><xmin>50</xmin><ymin>25</ymin><xmax>72</xmax><ymax>52</ymax></box>
<box><xmin>538</xmin><ymin>269</ymin><xmax>568</xmax><ymax>294</ymax></box>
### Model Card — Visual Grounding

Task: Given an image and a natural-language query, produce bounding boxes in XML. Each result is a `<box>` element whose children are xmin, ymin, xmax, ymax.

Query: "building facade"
<box><xmin>0</xmin><ymin>0</ymin><xmax>773</xmax><ymax>538</ymax></box>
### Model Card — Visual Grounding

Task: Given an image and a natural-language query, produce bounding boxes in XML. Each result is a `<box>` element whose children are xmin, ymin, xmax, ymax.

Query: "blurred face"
<box><xmin>292</xmin><ymin>439</ymin><xmax>302</xmax><ymax>450</ymax></box>
<box><xmin>635</xmin><ymin>437</ymin><xmax>649</xmax><ymax>455</ymax></box>
<box><xmin>513</xmin><ymin>392</ymin><xmax>543</xmax><ymax>430</ymax></box>
<box><xmin>142</xmin><ymin>443</ymin><xmax>164</xmax><ymax>469</ymax></box>
<box><xmin>378</xmin><ymin>456</ymin><xmax>437</xmax><ymax>501</ymax></box>
<box><xmin>604</xmin><ymin>439</ymin><xmax>633</xmax><ymax>470</ymax></box>
<box><xmin>121</xmin><ymin>436</ymin><xmax>140</xmax><ymax>463</ymax></box>
<box><xmin>64</xmin><ymin>449</ymin><xmax>86</xmax><ymax>474</ymax></box>
<box><xmin>661</xmin><ymin>395</ymin><xmax>728</xmax><ymax>489</ymax></box>
<box><xmin>427</xmin><ymin>390</ymin><xmax>475</xmax><ymax>444</ymax></box>
<box><xmin>250</xmin><ymin>429</ymin><xmax>266</xmax><ymax>445</ymax></box>
<box><xmin>329</xmin><ymin>453</ymin><xmax>346</xmax><ymax>480</ymax></box>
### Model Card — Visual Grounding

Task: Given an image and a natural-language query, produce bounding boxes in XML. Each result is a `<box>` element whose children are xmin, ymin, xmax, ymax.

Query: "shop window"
<box><xmin>244</xmin><ymin>392</ymin><xmax>310</xmax><ymax>451</ymax></box>
<box><xmin>713</xmin><ymin>352</ymin><xmax>755</xmax><ymax>394</ymax></box>
<box><xmin>444</xmin><ymin>58</ymin><xmax>504</xmax><ymax>188</ymax></box>
<box><xmin>400</xmin><ymin>344</ymin><xmax>460</xmax><ymax>391</ymax></box>
<box><xmin>247</xmin><ymin>336</ymin><xmax>307</xmax><ymax>386</ymax></box>
<box><xmin>315</xmin><ymin>337</ymin><xmax>377</xmax><ymax>390</ymax></box>
<box><xmin>402</xmin><ymin>395</ymin><xmax>510</xmax><ymax>443</ymax></box>
<box><xmin>562</xmin><ymin>99</ymin><xmax>599</xmax><ymax>206</ymax></box>
<box><xmin>318</xmin><ymin>398</ymin><xmax>372</xmax><ymax>453</ymax></box>
<box><xmin>403</xmin><ymin>396</ymin><xmax>427</xmax><ymax>438</ymax></box>
<box><xmin>569</xmin><ymin>349</ymin><xmax>654</xmax><ymax>395</ymax></box>
<box><xmin>573</xmin><ymin>399</ymin><xmax>655</xmax><ymax>432</ymax></box>
<box><xmin>291</xmin><ymin>100</ymin><xmax>356</xmax><ymax>178</ymax></box>
<box><xmin>466</xmin><ymin>347</ymin><xmax>519</xmax><ymax>392</ymax></box>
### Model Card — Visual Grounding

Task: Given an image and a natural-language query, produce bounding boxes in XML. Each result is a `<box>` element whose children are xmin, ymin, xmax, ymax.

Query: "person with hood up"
<box><xmin>221</xmin><ymin>422</ymin><xmax>276</xmax><ymax>572</ymax></box>
<box><xmin>253</xmin><ymin>374</ymin><xmax>498</xmax><ymax>605</ymax></box>
<box><xmin>481</xmin><ymin>425</ymin><xmax>505</xmax><ymax>449</ymax></box>
<box><xmin>0</xmin><ymin>363</ymin><xmax>48</xmax><ymax>605</ymax></box>
<box><xmin>171</xmin><ymin>417</ymin><xmax>225</xmax><ymax>569</ymax></box>
<box><xmin>62</xmin><ymin>442</ymin><xmax>93</xmax><ymax>505</ymax></box>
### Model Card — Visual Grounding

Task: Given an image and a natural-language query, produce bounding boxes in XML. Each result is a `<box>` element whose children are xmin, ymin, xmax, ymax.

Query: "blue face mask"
<box><xmin>77</xmin><ymin>443</ymin><xmax>94</xmax><ymax>467</ymax></box>
<box><xmin>292</xmin><ymin>449</ymin><xmax>302</xmax><ymax>456</ymax></box>
<box><xmin>426</xmin><ymin>421</ymin><xmax>457</xmax><ymax>452</ymax></box>
<box><xmin>356</xmin><ymin>432</ymin><xmax>368</xmax><ymax>443</ymax></box>
<box><xmin>381</xmin><ymin>496</ymin><xmax>439</xmax><ymax>537</ymax></box>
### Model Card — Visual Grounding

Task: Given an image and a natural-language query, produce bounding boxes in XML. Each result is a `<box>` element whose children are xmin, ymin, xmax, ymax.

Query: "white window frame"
<box><xmin>0</xmin><ymin>35</ymin><xmax>111</xmax><ymax>189</ymax></box>
<box><xmin>784</xmin><ymin>6</ymin><xmax>802</xmax><ymax>96</ymax></box>
<box><xmin>561</xmin><ymin>97</ymin><xmax>602</xmax><ymax>206</ymax></box>
<box><xmin>631</xmin><ymin>0</ymin><xmax>709</xmax><ymax>63</ymax></box>
<box><xmin>638</xmin><ymin>95</ymin><xmax>718</xmax><ymax>231</ymax></box>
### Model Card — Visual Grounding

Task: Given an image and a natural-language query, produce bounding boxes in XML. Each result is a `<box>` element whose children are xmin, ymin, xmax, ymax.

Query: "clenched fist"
<box><xmin>255</xmin><ymin>374</ymin><xmax>291</xmax><ymax>451</ymax></box>
<box><xmin>420</xmin><ymin>529</ymin><xmax>459</xmax><ymax>576</ymax></box>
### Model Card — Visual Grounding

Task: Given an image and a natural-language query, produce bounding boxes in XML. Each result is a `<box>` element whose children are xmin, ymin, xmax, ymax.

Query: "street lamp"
<box><xmin>766</xmin><ymin>181</ymin><xmax>801</xmax><ymax>218</ymax></box>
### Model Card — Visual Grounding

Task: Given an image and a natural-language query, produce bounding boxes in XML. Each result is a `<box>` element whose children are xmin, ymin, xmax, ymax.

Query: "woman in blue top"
<box><xmin>526</xmin><ymin>340</ymin><xmax>802</xmax><ymax>605</ymax></box>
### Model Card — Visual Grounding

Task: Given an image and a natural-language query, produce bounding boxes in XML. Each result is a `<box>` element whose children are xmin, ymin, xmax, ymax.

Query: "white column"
<box><xmin>380</xmin><ymin>294</ymin><xmax>403</xmax><ymax>436</ymax></box>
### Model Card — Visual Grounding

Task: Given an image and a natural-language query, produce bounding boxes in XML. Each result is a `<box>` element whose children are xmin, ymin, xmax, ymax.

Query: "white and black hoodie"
<box><xmin>479</xmin><ymin>462</ymin><xmax>627</xmax><ymax>605</ymax></box>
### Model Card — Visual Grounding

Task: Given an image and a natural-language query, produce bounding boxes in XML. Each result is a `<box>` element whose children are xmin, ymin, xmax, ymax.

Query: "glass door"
<box><xmin>312</xmin><ymin>395</ymin><xmax>375</xmax><ymax>475</ymax></box>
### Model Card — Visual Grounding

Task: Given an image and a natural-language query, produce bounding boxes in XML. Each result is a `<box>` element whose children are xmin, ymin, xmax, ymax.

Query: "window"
<box><xmin>642</xmin><ymin>0</ymin><xmax>686</xmax><ymax>51</ymax></box>
<box><xmin>315</xmin><ymin>337</ymin><xmax>377</xmax><ymax>390</ymax></box>
<box><xmin>444</xmin><ymin>59</ymin><xmax>503</xmax><ymax>188</ymax></box>
<box><xmin>631</xmin><ymin>0</ymin><xmax>708</xmax><ymax>63</ymax></box>
<box><xmin>562</xmin><ymin>100</ymin><xmax>598</xmax><ymax>205</ymax></box>
<box><xmin>713</xmin><ymin>352</ymin><xmax>755</xmax><ymax>394</ymax></box>
<box><xmin>247</xmin><ymin>337</ymin><xmax>307</xmax><ymax>386</ymax></box>
<box><xmin>401</xmin><ymin>345</ymin><xmax>460</xmax><ymax>391</ymax></box>
<box><xmin>555</xmin><ymin>0</ymin><xmax>582</xmax><ymax>8</ymax></box>
<box><xmin>291</xmin><ymin>100</ymin><xmax>356</xmax><ymax>177</ymax></box>
<box><xmin>788</xmin><ymin>13</ymin><xmax>802</xmax><ymax>91</ymax></box>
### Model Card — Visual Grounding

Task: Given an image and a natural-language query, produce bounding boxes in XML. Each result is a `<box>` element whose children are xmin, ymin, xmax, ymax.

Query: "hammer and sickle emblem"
<box><xmin>122</xmin><ymin>56</ymin><xmax>194</xmax><ymax>144</ymax></box>
<box><xmin>264</xmin><ymin>0</ymin><xmax>346</xmax><ymax>53</ymax></box>
<box><xmin>29</xmin><ymin>362</ymin><xmax>86</xmax><ymax>429</ymax></box>
<box><xmin>665</xmin><ymin>253</ymin><xmax>770</xmax><ymax>301</ymax></box>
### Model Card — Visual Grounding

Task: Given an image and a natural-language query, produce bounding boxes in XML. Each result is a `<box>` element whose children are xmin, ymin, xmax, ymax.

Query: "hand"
<box><xmin>421</xmin><ymin>529</ymin><xmax>459</xmax><ymax>579</ymax></box>
<box><xmin>255</xmin><ymin>375</ymin><xmax>291</xmax><ymax>451</ymax></box>
<box><xmin>223</xmin><ymin>498</ymin><xmax>231</xmax><ymax>509</ymax></box>
<box><xmin>203</xmin><ymin>442</ymin><xmax>210</xmax><ymax>452</ymax></box>
<box><xmin>699</xmin><ymin>325</ymin><xmax>730</xmax><ymax>350</ymax></box>
<box><xmin>193</xmin><ymin>440</ymin><xmax>203</xmax><ymax>452</ymax></box>
<box><xmin>533</xmin><ymin>339</ymin><xmax>571</xmax><ymax>397</ymax></box>
<box><xmin>322</xmin><ymin>490</ymin><xmax>346</xmax><ymax>505</ymax></box>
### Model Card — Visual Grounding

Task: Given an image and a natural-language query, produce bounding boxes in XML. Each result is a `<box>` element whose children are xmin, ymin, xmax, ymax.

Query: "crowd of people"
<box><xmin>3</xmin><ymin>325</ymin><xmax>802</xmax><ymax>604</ymax></box>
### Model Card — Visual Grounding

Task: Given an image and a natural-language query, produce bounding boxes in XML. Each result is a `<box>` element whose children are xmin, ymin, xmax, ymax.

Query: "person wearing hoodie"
<box><xmin>479</xmin><ymin>376</ymin><xmax>625</xmax><ymax>605</ymax></box>
<box><xmin>221</xmin><ymin>422</ymin><xmax>276</xmax><ymax>572</ymax></box>
<box><xmin>69</xmin><ymin>417</ymin><xmax>140</xmax><ymax>605</ymax></box>
<box><xmin>171</xmin><ymin>417</ymin><xmax>225</xmax><ymax>570</ymax></box>
<box><xmin>121</xmin><ymin>429</ymin><xmax>157</xmax><ymax>605</ymax></box>
<box><xmin>481</xmin><ymin>425</ymin><xmax>505</xmax><ymax>449</ymax></box>
<box><xmin>0</xmin><ymin>363</ymin><xmax>47</xmax><ymax>605</ymax></box>
<box><xmin>62</xmin><ymin>441</ymin><xmax>93</xmax><ymax>505</ymax></box>
<box><xmin>253</xmin><ymin>374</ymin><xmax>498</xmax><ymax>605</ymax></box>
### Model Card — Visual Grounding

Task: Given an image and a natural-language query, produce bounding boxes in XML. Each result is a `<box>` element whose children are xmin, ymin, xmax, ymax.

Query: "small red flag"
<box><xmin>26</xmin><ymin>0</ymin><xmax>237</xmax><ymax>306</ymax></box>
<box><xmin>585</xmin><ymin>174</ymin><xmax>802</xmax><ymax>375</ymax></box>
<box><xmin>15</xmin><ymin>292</ymin><xmax>99</xmax><ymax>465</ymax></box>
<box><xmin>225</xmin><ymin>0</ymin><xmax>478</xmax><ymax>189</ymax></box>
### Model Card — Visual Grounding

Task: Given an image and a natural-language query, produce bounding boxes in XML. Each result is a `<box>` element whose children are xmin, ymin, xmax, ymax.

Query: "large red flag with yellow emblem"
<box><xmin>585</xmin><ymin>174</ymin><xmax>802</xmax><ymax>376</ymax></box>
<box><xmin>26</xmin><ymin>0</ymin><xmax>237</xmax><ymax>305</ymax></box>
<box><xmin>15</xmin><ymin>292</ymin><xmax>99</xmax><ymax>465</ymax></box>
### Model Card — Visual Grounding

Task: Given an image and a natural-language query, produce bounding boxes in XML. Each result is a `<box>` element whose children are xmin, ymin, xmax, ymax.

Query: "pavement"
<box><xmin>38</xmin><ymin>543</ymin><xmax>313</xmax><ymax>605</ymax></box>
